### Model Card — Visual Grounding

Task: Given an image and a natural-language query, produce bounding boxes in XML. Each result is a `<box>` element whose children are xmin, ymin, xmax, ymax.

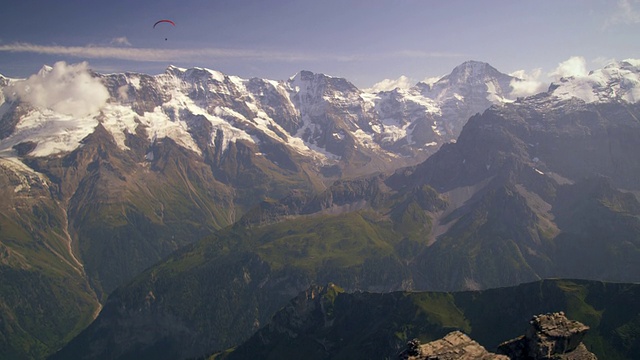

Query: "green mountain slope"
<box><xmin>1</xmin><ymin>117</ymin><xmax>321</xmax><ymax>359</ymax></box>
<box><xmin>0</xmin><ymin>160</ymin><xmax>99</xmax><ymax>360</ymax></box>
<box><xmin>51</xmin><ymin>171</ymin><xmax>640</xmax><ymax>359</ymax></box>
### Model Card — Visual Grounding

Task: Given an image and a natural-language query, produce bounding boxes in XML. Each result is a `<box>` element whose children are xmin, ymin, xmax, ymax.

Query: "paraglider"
<box><xmin>153</xmin><ymin>20</ymin><xmax>175</xmax><ymax>41</ymax></box>
<box><xmin>153</xmin><ymin>19</ymin><xmax>175</xmax><ymax>28</ymax></box>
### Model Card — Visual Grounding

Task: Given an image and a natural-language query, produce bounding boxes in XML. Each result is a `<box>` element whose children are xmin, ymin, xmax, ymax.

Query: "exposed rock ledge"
<box><xmin>399</xmin><ymin>331</ymin><xmax>508</xmax><ymax>360</ymax></box>
<box><xmin>400</xmin><ymin>312</ymin><xmax>596</xmax><ymax>360</ymax></box>
<box><xmin>498</xmin><ymin>311</ymin><xmax>596</xmax><ymax>359</ymax></box>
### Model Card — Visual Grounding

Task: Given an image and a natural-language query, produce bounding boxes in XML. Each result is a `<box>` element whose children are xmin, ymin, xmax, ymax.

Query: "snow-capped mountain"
<box><xmin>549</xmin><ymin>59</ymin><xmax>640</xmax><ymax>103</ymax></box>
<box><xmin>4</xmin><ymin>59</ymin><xmax>640</xmax><ymax>175</ymax></box>
<box><xmin>0</xmin><ymin>60</ymin><xmax>525</xmax><ymax>179</ymax></box>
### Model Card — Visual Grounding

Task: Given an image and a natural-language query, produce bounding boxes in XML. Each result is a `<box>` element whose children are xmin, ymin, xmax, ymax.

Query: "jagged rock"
<box><xmin>497</xmin><ymin>312</ymin><xmax>596</xmax><ymax>359</ymax></box>
<box><xmin>400</xmin><ymin>312</ymin><xmax>596</xmax><ymax>360</ymax></box>
<box><xmin>399</xmin><ymin>331</ymin><xmax>509</xmax><ymax>360</ymax></box>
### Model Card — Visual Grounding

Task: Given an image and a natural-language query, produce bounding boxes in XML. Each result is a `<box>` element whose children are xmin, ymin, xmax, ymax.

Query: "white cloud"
<box><xmin>508</xmin><ymin>68</ymin><xmax>548</xmax><ymax>98</ymax></box>
<box><xmin>4</xmin><ymin>61</ymin><xmax>109</xmax><ymax>117</ymax></box>
<box><xmin>110</xmin><ymin>37</ymin><xmax>132</xmax><ymax>46</ymax></box>
<box><xmin>605</xmin><ymin>0</ymin><xmax>640</xmax><ymax>27</ymax></box>
<box><xmin>548</xmin><ymin>56</ymin><xmax>589</xmax><ymax>81</ymax></box>
<box><xmin>368</xmin><ymin>75</ymin><xmax>414</xmax><ymax>92</ymax></box>
<box><xmin>421</xmin><ymin>75</ymin><xmax>442</xmax><ymax>85</ymax></box>
<box><xmin>117</xmin><ymin>84</ymin><xmax>129</xmax><ymax>101</ymax></box>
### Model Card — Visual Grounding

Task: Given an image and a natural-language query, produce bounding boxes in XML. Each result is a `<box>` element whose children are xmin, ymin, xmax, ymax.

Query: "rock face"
<box><xmin>400</xmin><ymin>312</ymin><xmax>596</xmax><ymax>360</ymax></box>
<box><xmin>400</xmin><ymin>331</ymin><xmax>509</xmax><ymax>360</ymax></box>
<box><xmin>498</xmin><ymin>312</ymin><xmax>596</xmax><ymax>360</ymax></box>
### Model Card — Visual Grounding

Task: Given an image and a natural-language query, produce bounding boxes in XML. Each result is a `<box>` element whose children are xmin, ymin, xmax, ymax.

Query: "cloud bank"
<box><xmin>368</xmin><ymin>75</ymin><xmax>415</xmax><ymax>92</ymax></box>
<box><xmin>509</xmin><ymin>68</ymin><xmax>548</xmax><ymax>98</ymax></box>
<box><xmin>4</xmin><ymin>61</ymin><xmax>109</xmax><ymax>117</ymax></box>
<box><xmin>549</xmin><ymin>56</ymin><xmax>589</xmax><ymax>80</ymax></box>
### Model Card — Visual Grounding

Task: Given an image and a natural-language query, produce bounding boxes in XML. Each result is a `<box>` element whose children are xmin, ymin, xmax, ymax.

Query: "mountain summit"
<box><xmin>549</xmin><ymin>59</ymin><xmax>640</xmax><ymax>103</ymax></box>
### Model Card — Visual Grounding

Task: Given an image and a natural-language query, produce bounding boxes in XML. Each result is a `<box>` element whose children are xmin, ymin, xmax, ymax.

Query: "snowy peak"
<box><xmin>289</xmin><ymin>70</ymin><xmax>360</xmax><ymax>97</ymax></box>
<box><xmin>445</xmin><ymin>60</ymin><xmax>506</xmax><ymax>85</ymax></box>
<box><xmin>37</xmin><ymin>65</ymin><xmax>54</xmax><ymax>76</ymax></box>
<box><xmin>549</xmin><ymin>59</ymin><xmax>640</xmax><ymax>104</ymax></box>
<box><xmin>405</xmin><ymin>60</ymin><xmax>518</xmax><ymax>135</ymax></box>
<box><xmin>3</xmin><ymin>59</ymin><xmax>640</xmax><ymax>179</ymax></box>
<box><xmin>416</xmin><ymin>60</ymin><xmax>516</xmax><ymax>104</ymax></box>
<box><xmin>165</xmin><ymin>64</ymin><xmax>227</xmax><ymax>83</ymax></box>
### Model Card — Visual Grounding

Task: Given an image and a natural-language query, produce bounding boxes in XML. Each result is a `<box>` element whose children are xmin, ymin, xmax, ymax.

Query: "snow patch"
<box><xmin>0</xmin><ymin>109</ymin><xmax>99</xmax><ymax>157</ymax></box>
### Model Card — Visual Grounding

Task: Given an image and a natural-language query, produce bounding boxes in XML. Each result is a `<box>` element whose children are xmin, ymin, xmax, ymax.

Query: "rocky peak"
<box><xmin>448</xmin><ymin>61</ymin><xmax>506</xmax><ymax>85</ymax></box>
<box><xmin>399</xmin><ymin>331</ymin><xmax>508</xmax><ymax>360</ymax></box>
<box><xmin>497</xmin><ymin>312</ymin><xmax>596</xmax><ymax>359</ymax></box>
<box><xmin>412</xmin><ymin>60</ymin><xmax>517</xmax><ymax>135</ymax></box>
<box><xmin>265</xmin><ymin>283</ymin><xmax>344</xmax><ymax>338</ymax></box>
<box><xmin>400</xmin><ymin>312</ymin><xmax>596</xmax><ymax>360</ymax></box>
<box><xmin>418</xmin><ymin>60</ymin><xmax>514</xmax><ymax>94</ymax></box>
<box><xmin>289</xmin><ymin>70</ymin><xmax>360</xmax><ymax>99</ymax></box>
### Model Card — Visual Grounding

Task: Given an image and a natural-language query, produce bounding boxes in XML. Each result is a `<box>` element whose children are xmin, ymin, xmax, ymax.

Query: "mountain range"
<box><xmin>1</xmin><ymin>59</ymin><xmax>639</xmax><ymax>359</ymax></box>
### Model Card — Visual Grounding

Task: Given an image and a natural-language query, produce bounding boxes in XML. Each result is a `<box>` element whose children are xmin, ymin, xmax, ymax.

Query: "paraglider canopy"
<box><xmin>153</xmin><ymin>20</ymin><xmax>175</xmax><ymax>41</ymax></box>
<box><xmin>153</xmin><ymin>19</ymin><xmax>175</xmax><ymax>28</ymax></box>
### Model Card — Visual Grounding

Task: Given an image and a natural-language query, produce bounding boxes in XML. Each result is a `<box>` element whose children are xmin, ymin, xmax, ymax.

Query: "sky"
<box><xmin>0</xmin><ymin>0</ymin><xmax>639</xmax><ymax>89</ymax></box>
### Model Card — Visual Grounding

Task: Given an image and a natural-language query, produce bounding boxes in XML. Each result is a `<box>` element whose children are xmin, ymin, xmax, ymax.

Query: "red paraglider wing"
<box><xmin>153</xmin><ymin>19</ymin><xmax>175</xmax><ymax>28</ymax></box>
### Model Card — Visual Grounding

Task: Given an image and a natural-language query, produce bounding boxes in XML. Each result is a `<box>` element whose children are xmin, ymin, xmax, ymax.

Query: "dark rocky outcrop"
<box><xmin>399</xmin><ymin>331</ymin><xmax>509</xmax><ymax>360</ymax></box>
<box><xmin>400</xmin><ymin>312</ymin><xmax>596</xmax><ymax>360</ymax></box>
<box><xmin>498</xmin><ymin>312</ymin><xmax>596</xmax><ymax>360</ymax></box>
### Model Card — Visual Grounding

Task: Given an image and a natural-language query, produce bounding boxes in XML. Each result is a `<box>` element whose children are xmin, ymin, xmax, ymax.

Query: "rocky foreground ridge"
<box><xmin>401</xmin><ymin>312</ymin><xmax>595</xmax><ymax>360</ymax></box>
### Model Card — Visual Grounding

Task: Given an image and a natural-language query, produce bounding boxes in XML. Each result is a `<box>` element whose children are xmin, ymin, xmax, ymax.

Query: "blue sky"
<box><xmin>1</xmin><ymin>0</ymin><xmax>639</xmax><ymax>88</ymax></box>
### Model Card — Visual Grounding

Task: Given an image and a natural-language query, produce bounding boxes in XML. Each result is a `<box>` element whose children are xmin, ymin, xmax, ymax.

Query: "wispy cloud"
<box><xmin>110</xmin><ymin>37</ymin><xmax>132</xmax><ymax>47</ymax></box>
<box><xmin>367</xmin><ymin>75</ymin><xmax>415</xmax><ymax>92</ymax></box>
<box><xmin>604</xmin><ymin>0</ymin><xmax>640</xmax><ymax>27</ymax></box>
<box><xmin>0</xmin><ymin>42</ymin><xmax>465</xmax><ymax>64</ymax></box>
<box><xmin>0</xmin><ymin>42</ymin><xmax>306</xmax><ymax>62</ymax></box>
